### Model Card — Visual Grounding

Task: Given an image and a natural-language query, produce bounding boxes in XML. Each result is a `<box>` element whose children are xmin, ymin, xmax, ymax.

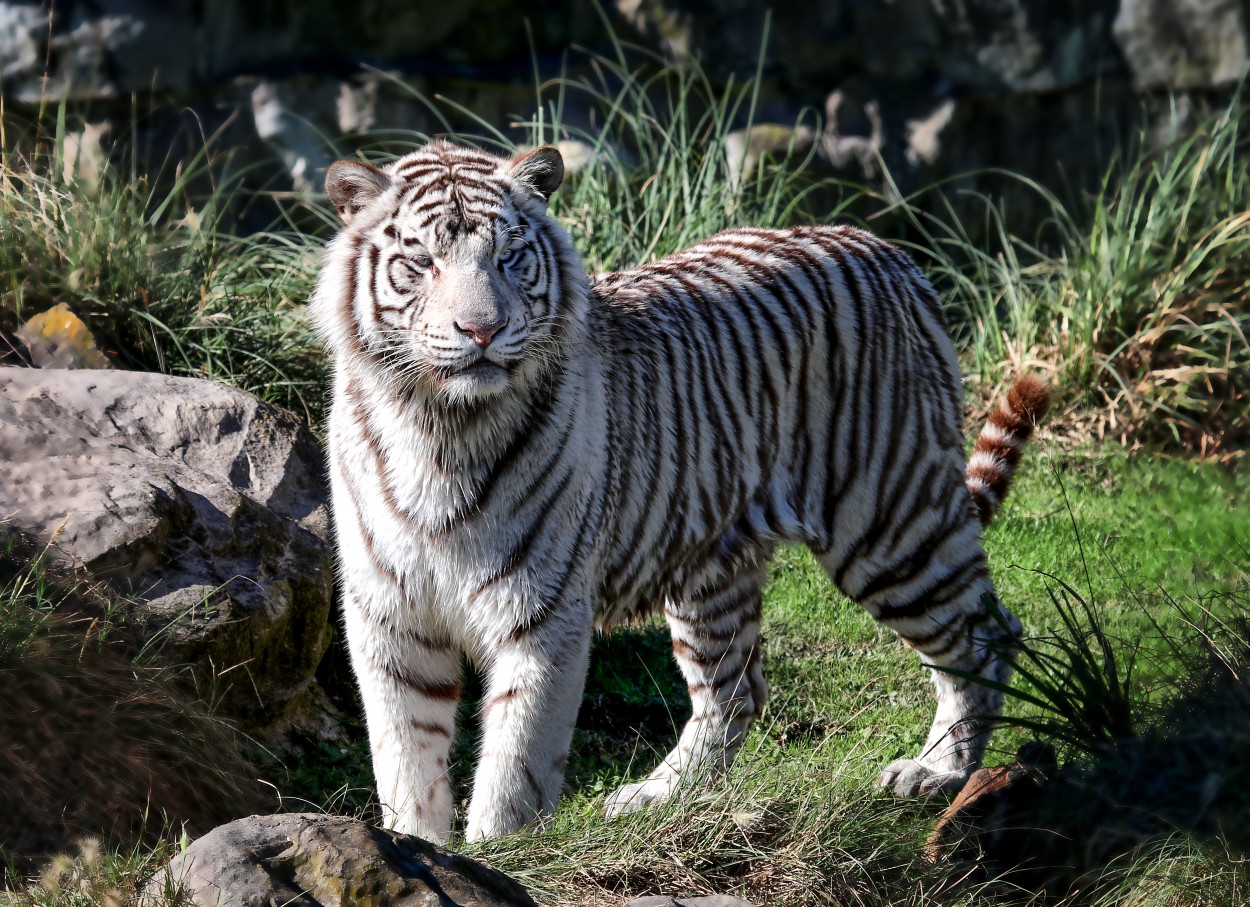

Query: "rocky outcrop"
<box><xmin>0</xmin><ymin>1</ymin><xmax>605</xmax><ymax>199</ymax></box>
<box><xmin>1</xmin><ymin>1</ymin><xmax>1246</xmax><ymax>233</ymax></box>
<box><xmin>1114</xmin><ymin>0</ymin><xmax>1250</xmax><ymax>89</ymax></box>
<box><xmin>144</xmin><ymin>813</ymin><xmax>537</xmax><ymax>907</ymax></box>
<box><xmin>0</xmin><ymin>1</ymin><xmax>599</xmax><ymax>103</ymax></box>
<box><xmin>0</xmin><ymin>367</ymin><xmax>334</xmax><ymax>738</ymax></box>
<box><xmin>11</xmin><ymin>1</ymin><xmax>1243</xmax><ymax>103</ymax></box>
<box><xmin>619</xmin><ymin>0</ymin><xmax>1124</xmax><ymax>95</ymax></box>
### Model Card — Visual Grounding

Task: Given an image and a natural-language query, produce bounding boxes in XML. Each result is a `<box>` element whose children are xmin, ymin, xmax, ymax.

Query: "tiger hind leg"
<box><xmin>604</xmin><ymin>555</ymin><xmax>768</xmax><ymax>816</ymax></box>
<box><xmin>818</xmin><ymin>510</ymin><xmax>1020</xmax><ymax>797</ymax></box>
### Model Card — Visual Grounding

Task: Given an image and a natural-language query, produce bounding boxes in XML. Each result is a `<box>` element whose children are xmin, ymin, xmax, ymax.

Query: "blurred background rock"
<box><xmin>2</xmin><ymin>0</ymin><xmax>1246</xmax><ymax>233</ymax></box>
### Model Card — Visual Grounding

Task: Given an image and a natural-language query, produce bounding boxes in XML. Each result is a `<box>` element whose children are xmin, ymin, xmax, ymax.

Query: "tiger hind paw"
<box><xmin>878</xmin><ymin>759</ymin><xmax>970</xmax><ymax>798</ymax></box>
<box><xmin>604</xmin><ymin>778</ymin><xmax>677</xmax><ymax>817</ymax></box>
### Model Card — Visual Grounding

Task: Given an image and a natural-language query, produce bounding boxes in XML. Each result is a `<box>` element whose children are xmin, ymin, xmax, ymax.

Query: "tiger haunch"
<box><xmin>311</xmin><ymin>140</ymin><xmax>1047</xmax><ymax>842</ymax></box>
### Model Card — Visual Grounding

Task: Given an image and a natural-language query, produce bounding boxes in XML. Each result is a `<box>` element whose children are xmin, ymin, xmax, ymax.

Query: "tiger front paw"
<box><xmin>878</xmin><ymin>759</ymin><xmax>970</xmax><ymax>798</ymax></box>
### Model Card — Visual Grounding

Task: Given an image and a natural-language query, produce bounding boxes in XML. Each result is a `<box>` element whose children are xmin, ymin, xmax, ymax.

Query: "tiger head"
<box><xmin>313</xmin><ymin>141</ymin><xmax>587</xmax><ymax>404</ymax></box>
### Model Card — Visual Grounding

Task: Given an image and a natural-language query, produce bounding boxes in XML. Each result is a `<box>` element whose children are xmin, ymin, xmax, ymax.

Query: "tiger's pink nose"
<box><xmin>455</xmin><ymin>318</ymin><xmax>507</xmax><ymax>348</ymax></box>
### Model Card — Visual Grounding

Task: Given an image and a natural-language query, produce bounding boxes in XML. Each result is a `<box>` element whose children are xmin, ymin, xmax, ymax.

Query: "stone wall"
<box><xmin>1</xmin><ymin>0</ymin><xmax>1246</xmax><ymax>224</ymax></box>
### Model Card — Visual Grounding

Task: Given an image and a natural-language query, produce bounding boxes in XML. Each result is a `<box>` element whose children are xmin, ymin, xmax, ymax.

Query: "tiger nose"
<box><xmin>455</xmin><ymin>317</ymin><xmax>507</xmax><ymax>348</ymax></box>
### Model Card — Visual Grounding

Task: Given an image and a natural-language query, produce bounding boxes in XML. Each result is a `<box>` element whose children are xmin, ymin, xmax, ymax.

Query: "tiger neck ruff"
<box><xmin>311</xmin><ymin>140</ymin><xmax>1048</xmax><ymax>842</ymax></box>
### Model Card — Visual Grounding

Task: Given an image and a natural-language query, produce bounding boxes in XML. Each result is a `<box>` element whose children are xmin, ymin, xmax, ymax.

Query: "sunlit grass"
<box><xmin>5</xmin><ymin>62</ymin><xmax>1245</xmax><ymax>452</ymax></box>
<box><xmin>461</xmin><ymin>450</ymin><xmax>1250</xmax><ymax>906</ymax></box>
<box><xmin>0</xmin><ymin>114</ymin><xmax>326</xmax><ymax>422</ymax></box>
<box><xmin>893</xmin><ymin>96</ymin><xmax>1250</xmax><ymax>455</ymax></box>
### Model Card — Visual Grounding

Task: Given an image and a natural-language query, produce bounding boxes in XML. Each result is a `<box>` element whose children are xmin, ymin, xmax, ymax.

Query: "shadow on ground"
<box><xmin>932</xmin><ymin>607</ymin><xmax>1250</xmax><ymax>899</ymax></box>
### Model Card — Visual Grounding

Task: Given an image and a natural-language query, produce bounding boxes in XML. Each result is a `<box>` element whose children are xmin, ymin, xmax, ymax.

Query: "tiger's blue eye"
<box><xmin>414</xmin><ymin>255</ymin><xmax>433</xmax><ymax>269</ymax></box>
<box><xmin>498</xmin><ymin>247</ymin><xmax>515</xmax><ymax>264</ymax></box>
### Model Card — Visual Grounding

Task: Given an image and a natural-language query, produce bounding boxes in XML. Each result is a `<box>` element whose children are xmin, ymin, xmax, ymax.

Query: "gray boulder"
<box><xmin>0</xmin><ymin>367</ymin><xmax>334</xmax><ymax>738</ymax></box>
<box><xmin>1114</xmin><ymin>0</ymin><xmax>1249</xmax><ymax>89</ymax></box>
<box><xmin>145</xmin><ymin>813</ymin><xmax>536</xmax><ymax>907</ymax></box>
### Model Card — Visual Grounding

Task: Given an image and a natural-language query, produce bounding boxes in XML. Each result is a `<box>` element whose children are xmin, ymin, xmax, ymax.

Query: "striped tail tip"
<box><xmin>966</xmin><ymin>376</ymin><xmax>1051</xmax><ymax>527</ymax></box>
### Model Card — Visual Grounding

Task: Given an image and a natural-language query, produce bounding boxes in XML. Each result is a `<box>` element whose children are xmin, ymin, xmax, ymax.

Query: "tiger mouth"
<box><xmin>453</xmin><ymin>358</ymin><xmax>513</xmax><ymax>378</ymax></box>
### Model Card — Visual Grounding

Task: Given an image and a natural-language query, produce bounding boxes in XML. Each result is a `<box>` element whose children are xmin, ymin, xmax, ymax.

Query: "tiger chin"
<box><xmin>310</xmin><ymin>139</ymin><xmax>1049</xmax><ymax>843</ymax></box>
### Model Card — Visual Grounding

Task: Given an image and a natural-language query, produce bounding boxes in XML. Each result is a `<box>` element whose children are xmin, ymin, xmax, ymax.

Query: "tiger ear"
<box><xmin>509</xmin><ymin>145</ymin><xmax>564</xmax><ymax>207</ymax></box>
<box><xmin>326</xmin><ymin>159</ymin><xmax>392</xmax><ymax>224</ymax></box>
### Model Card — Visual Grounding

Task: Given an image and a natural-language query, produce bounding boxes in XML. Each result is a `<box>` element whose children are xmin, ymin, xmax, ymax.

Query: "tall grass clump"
<box><xmin>907</xmin><ymin>95</ymin><xmax>1250</xmax><ymax>455</ymax></box>
<box><xmin>366</xmin><ymin>49</ymin><xmax>1245</xmax><ymax>457</ymax></box>
<box><xmin>0</xmin><ymin>528</ymin><xmax>263</xmax><ymax>872</ymax></box>
<box><xmin>361</xmin><ymin>25</ymin><xmax>848</xmax><ymax>275</ymax></box>
<box><xmin>525</xmin><ymin>40</ymin><xmax>845</xmax><ymax>272</ymax></box>
<box><xmin>0</xmin><ymin>113</ymin><xmax>326</xmax><ymax>421</ymax></box>
<box><xmin>934</xmin><ymin>568</ymin><xmax>1250</xmax><ymax>896</ymax></box>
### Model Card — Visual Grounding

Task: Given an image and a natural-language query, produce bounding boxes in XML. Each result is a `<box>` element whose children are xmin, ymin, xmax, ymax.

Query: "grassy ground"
<box><xmin>241</xmin><ymin>448</ymin><xmax>1249</xmax><ymax>906</ymax></box>
<box><xmin>19</xmin><ymin>447</ymin><xmax>1234</xmax><ymax>907</ymax></box>
<box><xmin>2</xmin><ymin>48</ymin><xmax>1249</xmax><ymax>907</ymax></box>
<box><xmin>454</xmin><ymin>448</ymin><xmax>1250</xmax><ymax>906</ymax></box>
<box><xmin>0</xmin><ymin>531</ymin><xmax>263</xmax><ymax>891</ymax></box>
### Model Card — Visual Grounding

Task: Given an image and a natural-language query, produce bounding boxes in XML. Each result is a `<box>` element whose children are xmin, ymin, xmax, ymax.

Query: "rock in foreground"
<box><xmin>0</xmin><ymin>368</ymin><xmax>333</xmax><ymax>737</ymax></box>
<box><xmin>145</xmin><ymin>813</ymin><xmax>536</xmax><ymax>907</ymax></box>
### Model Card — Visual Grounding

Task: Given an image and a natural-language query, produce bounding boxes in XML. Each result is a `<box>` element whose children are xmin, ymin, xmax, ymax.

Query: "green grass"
<box><xmin>456</xmin><ymin>449</ymin><xmax>1250</xmax><ymax>906</ymax></box>
<box><xmin>528</xmin><ymin>40</ymin><xmax>837</xmax><ymax>272</ymax></box>
<box><xmin>894</xmin><ymin>96</ymin><xmax>1250</xmax><ymax>455</ymax></box>
<box><xmin>230</xmin><ymin>449</ymin><xmax>1250</xmax><ymax>906</ymax></box>
<box><xmin>0</xmin><ymin>121</ymin><xmax>326</xmax><ymax>422</ymax></box>
<box><xmin>4</xmin><ymin>57</ymin><xmax>1244</xmax><ymax>452</ymax></box>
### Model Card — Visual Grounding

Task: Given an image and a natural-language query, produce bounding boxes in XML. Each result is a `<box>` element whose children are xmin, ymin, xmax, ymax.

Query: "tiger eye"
<box><xmin>387</xmin><ymin>256</ymin><xmax>420</xmax><ymax>294</ymax></box>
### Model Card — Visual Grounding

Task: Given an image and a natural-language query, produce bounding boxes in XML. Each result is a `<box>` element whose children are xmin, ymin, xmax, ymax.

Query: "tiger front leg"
<box><xmin>605</xmin><ymin>560</ymin><xmax>768</xmax><ymax>816</ymax></box>
<box><xmin>342</xmin><ymin>592</ymin><xmax>462</xmax><ymax>842</ymax></box>
<box><xmin>464</xmin><ymin>609</ymin><xmax>592</xmax><ymax>841</ymax></box>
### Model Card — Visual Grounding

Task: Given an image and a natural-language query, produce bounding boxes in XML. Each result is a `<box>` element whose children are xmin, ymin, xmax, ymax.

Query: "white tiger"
<box><xmin>310</xmin><ymin>140</ymin><xmax>1048</xmax><ymax>842</ymax></box>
